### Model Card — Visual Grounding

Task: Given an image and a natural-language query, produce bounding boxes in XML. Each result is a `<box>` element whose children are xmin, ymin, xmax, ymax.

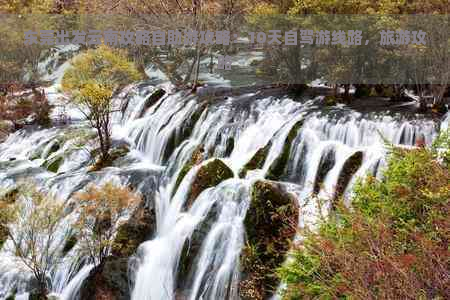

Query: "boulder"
<box><xmin>78</xmin><ymin>257</ymin><xmax>129</xmax><ymax>300</ymax></box>
<box><xmin>239</xmin><ymin>180</ymin><xmax>299</xmax><ymax>300</ymax></box>
<box><xmin>111</xmin><ymin>201</ymin><xmax>156</xmax><ymax>258</ymax></box>
<box><xmin>184</xmin><ymin>159</ymin><xmax>233</xmax><ymax>210</ymax></box>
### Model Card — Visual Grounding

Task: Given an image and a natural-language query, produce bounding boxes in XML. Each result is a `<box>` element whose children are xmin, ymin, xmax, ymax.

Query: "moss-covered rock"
<box><xmin>138</xmin><ymin>88</ymin><xmax>166</xmax><ymax>118</ymax></box>
<box><xmin>239</xmin><ymin>180</ymin><xmax>299</xmax><ymax>300</ymax></box>
<box><xmin>185</xmin><ymin>159</ymin><xmax>233</xmax><ymax>210</ymax></box>
<box><xmin>44</xmin><ymin>156</ymin><xmax>63</xmax><ymax>173</ymax></box>
<box><xmin>5</xmin><ymin>293</ymin><xmax>16</xmax><ymax>300</ymax></box>
<box><xmin>334</xmin><ymin>151</ymin><xmax>363</xmax><ymax>202</ymax></box>
<box><xmin>88</xmin><ymin>144</ymin><xmax>130</xmax><ymax>172</ymax></box>
<box><xmin>173</xmin><ymin>145</ymin><xmax>205</xmax><ymax>196</ymax></box>
<box><xmin>78</xmin><ymin>256</ymin><xmax>129</xmax><ymax>300</ymax></box>
<box><xmin>324</xmin><ymin>95</ymin><xmax>338</xmax><ymax>106</ymax></box>
<box><xmin>313</xmin><ymin>148</ymin><xmax>336</xmax><ymax>194</ymax></box>
<box><xmin>111</xmin><ymin>202</ymin><xmax>155</xmax><ymax>258</ymax></box>
<box><xmin>266</xmin><ymin>120</ymin><xmax>303</xmax><ymax>180</ymax></box>
<box><xmin>239</xmin><ymin>142</ymin><xmax>272</xmax><ymax>178</ymax></box>
<box><xmin>28</xmin><ymin>293</ymin><xmax>47</xmax><ymax>300</ymax></box>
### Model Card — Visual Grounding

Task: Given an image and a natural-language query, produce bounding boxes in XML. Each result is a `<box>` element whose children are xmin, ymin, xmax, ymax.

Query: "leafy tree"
<box><xmin>1</xmin><ymin>186</ymin><xmax>68</xmax><ymax>298</ymax></box>
<box><xmin>62</xmin><ymin>46</ymin><xmax>142</xmax><ymax>164</ymax></box>
<box><xmin>74</xmin><ymin>182</ymin><xmax>141</xmax><ymax>265</ymax></box>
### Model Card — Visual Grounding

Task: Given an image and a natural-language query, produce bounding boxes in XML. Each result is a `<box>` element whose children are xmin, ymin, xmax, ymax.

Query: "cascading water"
<box><xmin>0</xmin><ymin>50</ymin><xmax>447</xmax><ymax>300</ymax></box>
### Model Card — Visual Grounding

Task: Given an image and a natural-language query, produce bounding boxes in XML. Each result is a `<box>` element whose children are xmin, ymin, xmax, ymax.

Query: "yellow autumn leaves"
<box><xmin>61</xmin><ymin>45</ymin><xmax>142</xmax><ymax>106</ymax></box>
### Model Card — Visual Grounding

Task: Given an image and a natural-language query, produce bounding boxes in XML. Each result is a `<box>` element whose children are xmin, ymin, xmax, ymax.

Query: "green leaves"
<box><xmin>279</xmin><ymin>145</ymin><xmax>450</xmax><ymax>299</ymax></box>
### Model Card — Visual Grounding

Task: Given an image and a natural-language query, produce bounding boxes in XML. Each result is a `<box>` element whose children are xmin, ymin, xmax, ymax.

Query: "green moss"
<box><xmin>266</xmin><ymin>120</ymin><xmax>303</xmax><ymax>180</ymax></box>
<box><xmin>239</xmin><ymin>142</ymin><xmax>272</xmax><ymax>178</ymax></box>
<box><xmin>324</xmin><ymin>95</ymin><xmax>337</xmax><ymax>106</ymax></box>
<box><xmin>185</xmin><ymin>159</ymin><xmax>234</xmax><ymax>209</ymax></box>
<box><xmin>240</xmin><ymin>180</ymin><xmax>299</xmax><ymax>300</ymax></box>
<box><xmin>173</xmin><ymin>145</ymin><xmax>205</xmax><ymax>196</ymax></box>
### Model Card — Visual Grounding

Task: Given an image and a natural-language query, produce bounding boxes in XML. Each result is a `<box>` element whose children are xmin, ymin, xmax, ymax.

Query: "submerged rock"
<box><xmin>185</xmin><ymin>159</ymin><xmax>234</xmax><ymax>209</ymax></box>
<box><xmin>239</xmin><ymin>141</ymin><xmax>272</xmax><ymax>178</ymax></box>
<box><xmin>266</xmin><ymin>120</ymin><xmax>303</xmax><ymax>180</ymax></box>
<box><xmin>78</xmin><ymin>257</ymin><xmax>129</xmax><ymax>300</ymax></box>
<box><xmin>239</xmin><ymin>180</ymin><xmax>299</xmax><ymax>300</ymax></box>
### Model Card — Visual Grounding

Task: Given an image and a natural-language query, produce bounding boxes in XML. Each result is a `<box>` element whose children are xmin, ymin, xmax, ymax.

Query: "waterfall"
<box><xmin>0</xmin><ymin>51</ymin><xmax>445</xmax><ymax>299</ymax></box>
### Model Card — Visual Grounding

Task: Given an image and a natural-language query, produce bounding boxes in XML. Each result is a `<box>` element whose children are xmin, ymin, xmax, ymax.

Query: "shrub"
<box><xmin>75</xmin><ymin>182</ymin><xmax>141</xmax><ymax>265</ymax></box>
<box><xmin>279</xmin><ymin>145</ymin><xmax>450</xmax><ymax>299</ymax></box>
<box><xmin>1</xmin><ymin>185</ymin><xmax>67</xmax><ymax>298</ymax></box>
